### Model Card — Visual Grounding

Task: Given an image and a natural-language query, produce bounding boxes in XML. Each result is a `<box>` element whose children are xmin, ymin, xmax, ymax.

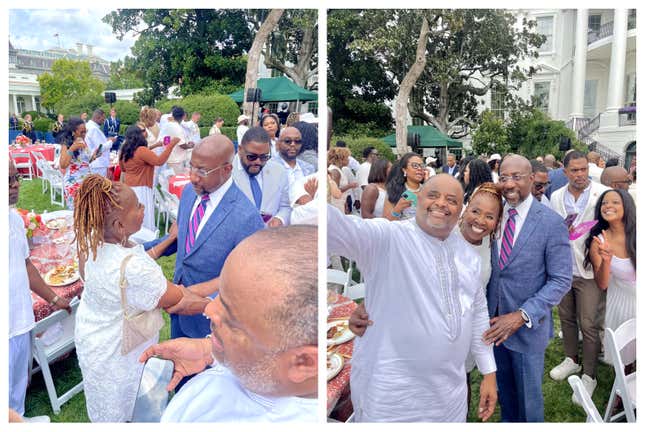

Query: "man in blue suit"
<box><xmin>483</xmin><ymin>154</ymin><xmax>572</xmax><ymax>422</ymax></box>
<box><xmin>147</xmin><ymin>134</ymin><xmax>264</xmax><ymax>345</ymax></box>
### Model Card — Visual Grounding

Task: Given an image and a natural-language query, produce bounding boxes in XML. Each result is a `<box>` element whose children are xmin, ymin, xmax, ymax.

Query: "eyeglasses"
<box><xmin>245</xmin><ymin>153</ymin><xmax>271</xmax><ymax>162</ymax></box>
<box><xmin>280</xmin><ymin>138</ymin><xmax>302</xmax><ymax>146</ymax></box>
<box><xmin>408</xmin><ymin>162</ymin><xmax>426</xmax><ymax>170</ymax></box>
<box><xmin>499</xmin><ymin>173</ymin><xmax>530</xmax><ymax>183</ymax></box>
<box><xmin>9</xmin><ymin>173</ymin><xmax>22</xmax><ymax>184</ymax></box>
<box><xmin>188</xmin><ymin>162</ymin><xmax>230</xmax><ymax>178</ymax></box>
<box><xmin>533</xmin><ymin>181</ymin><xmax>551</xmax><ymax>190</ymax></box>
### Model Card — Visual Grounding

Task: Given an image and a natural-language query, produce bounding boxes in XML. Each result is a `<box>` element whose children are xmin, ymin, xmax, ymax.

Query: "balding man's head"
<box><xmin>499</xmin><ymin>154</ymin><xmax>534</xmax><ymax>207</ymax></box>
<box><xmin>277</xmin><ymin>126</ymin><xmax>303</xmax><ymax>162</ymax></box>
<box><xmin>544</xmin><ymin>154</ymin><xmax>556</xmax><ymax>168</ymax></box>
<box><xmin>416</xmin><ymin>174</ymin><xmax>463</xmax><ymax>240</ymax></box>
<box><xmin>204</xmin><ymin>226</ymin><xmax>317</xmax><ymax>397</ymax></box>
<box><xmin>601</xmin><ymin>166</ymin><xmax>632</xmax><ymax>190</ymax></box>
<box><xmin>189</xmin><ymin>134</ymin><xmax>234</xmax><ymax>195</ymax></box>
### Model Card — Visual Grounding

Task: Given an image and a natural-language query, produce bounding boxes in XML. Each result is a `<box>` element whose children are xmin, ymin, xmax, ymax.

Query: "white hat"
<box><xmin>299</xmin><ymin>112</ymin><xmax>318</xmax><ymax>123</ymax></box>
<box><xmin>237</xmin><ymin>114</ymin><xmax>250</xmax><ymax>123</ymax></box>
<box><xmin>425</xmin><ymin>156</ymin><xmax>437</xmax><ymax>164</ymax></box>
<box><xmin>488</xmin><ymin>153</ymin><xmax>502</xmax><ymax>162</ymax></box>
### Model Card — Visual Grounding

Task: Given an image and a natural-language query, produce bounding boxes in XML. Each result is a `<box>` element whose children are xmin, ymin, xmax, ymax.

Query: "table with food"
<box><xmin>327</xmin><ymin>292</ymin><xmax>357</xmax><ymax>419</ymax></box>
<box><xmin>26</xmin><ymin>210</ymin><xmax>83</xmax><ymax>321</ymax></box>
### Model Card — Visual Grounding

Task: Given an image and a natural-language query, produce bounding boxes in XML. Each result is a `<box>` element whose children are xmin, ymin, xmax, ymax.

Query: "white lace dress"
<box><xmin>75</xmin><ymin>243</ymin><xmax>166</xmax><ymax>422</ymax></box>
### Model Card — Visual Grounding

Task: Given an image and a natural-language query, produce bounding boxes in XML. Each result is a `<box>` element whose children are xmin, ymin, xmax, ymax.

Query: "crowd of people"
<box><xmin>328</xmin><ymin>146</ymin><xmax>636</xmax><ymax>422</ymax></box>
<box><xmin>9</xmin><ymin>103</ymin><xmax>319</xmax><ymax>422</ymax></box>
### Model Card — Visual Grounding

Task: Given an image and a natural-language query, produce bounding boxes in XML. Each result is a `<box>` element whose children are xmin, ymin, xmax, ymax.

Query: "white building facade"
<box><xmin>482</xmin><ymin>9</ymin><xmax>636</xmax><ymax>166</ymax></box>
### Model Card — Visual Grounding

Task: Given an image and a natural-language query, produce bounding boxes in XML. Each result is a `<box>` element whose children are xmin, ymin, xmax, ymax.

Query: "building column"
<box><xmin>570</xmin><ymin>9</ymin><xmax>588</xmax><ymax>119</ymax></box>
<box><xmin>606</xmin><ymin>9</ymin><xmax>628</xmax><ymax>112</ymax></box>
<box><xmin>31</xmin><ymin>95</ymin><xmax>36</xmax><ymax>112</ymax></box>
<box><xmin>12</xmin><ymin>94</ymin><xmax>18</xmax><ymax>115</ymax></box>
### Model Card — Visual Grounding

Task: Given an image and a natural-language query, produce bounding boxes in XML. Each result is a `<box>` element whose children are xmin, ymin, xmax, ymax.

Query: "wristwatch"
<box><xmin>519</xmin><ymin>308</ymin><xmax>531</xmax><ymax>327</ymax></box>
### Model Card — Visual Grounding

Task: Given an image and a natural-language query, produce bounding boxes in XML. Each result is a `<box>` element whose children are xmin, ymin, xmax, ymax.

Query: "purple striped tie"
<box><xmin>499</xmin><ymin>208</ymin><xmax>518</xmax><ymax>269</ymax></box>
<box><xmin>185</xmin><ymin>194</ymin><xmax>210</xmax><ymax>254</ymax></box>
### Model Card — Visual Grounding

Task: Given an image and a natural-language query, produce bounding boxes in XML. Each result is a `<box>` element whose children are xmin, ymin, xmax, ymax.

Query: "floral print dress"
<box><xmin>64</xmin><ymin>145</ymin><xmax>91</xmax><ymax>209</ymax></box>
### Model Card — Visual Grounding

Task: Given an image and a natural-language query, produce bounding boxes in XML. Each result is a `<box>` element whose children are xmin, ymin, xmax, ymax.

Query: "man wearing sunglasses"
<box><xmin>530</xmin><ymin>159</ymin><xmax>552</xmax><ymax>209</ymax></box>
<box><xmin>233</xmin><ymin>127</ymin><xmax>292</xmax><ymax>227</ymax></box>
<box><xmin>274</xmin><ymin>126</ymin><xmax>316</xmax><ymax>200</ymax></box>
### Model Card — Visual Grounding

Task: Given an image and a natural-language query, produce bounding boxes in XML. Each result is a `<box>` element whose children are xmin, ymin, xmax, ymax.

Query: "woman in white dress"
<box><xmin>328</xmin><ymin>147</ymin><xmax>358</xmax><ymax>214</ymax></box>
<box><xmin>73</xmin><ymin>175</ymin><xmax>209</xmax><ymax>422</ymax></box>
<box><xmin>361</xmin><ymin>159</ymin><xmax>391</xmax><ymax>219</ymax></box>
<box><xmin>585</xmin><ymin>189</ymin><xmax>636</xmax><ymax>348</ymax></box>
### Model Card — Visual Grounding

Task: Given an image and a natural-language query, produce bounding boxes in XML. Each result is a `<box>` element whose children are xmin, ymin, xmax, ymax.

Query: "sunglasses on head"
<box><xmin>245</xmin><ymin>153</ymin><xmax>271</xmax><ymax>162</ymax></box>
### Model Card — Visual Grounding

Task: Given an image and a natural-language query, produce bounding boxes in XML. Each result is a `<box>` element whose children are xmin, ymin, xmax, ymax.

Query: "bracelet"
<box><xmin>50</xmin><ymin>295</ymin><xmax>60</xmax><ymax>305</ymax></box>
<box><xmin>391</xmin><ymin>210</ymin><xmax>402</xmax><ymax>218</ymax></box>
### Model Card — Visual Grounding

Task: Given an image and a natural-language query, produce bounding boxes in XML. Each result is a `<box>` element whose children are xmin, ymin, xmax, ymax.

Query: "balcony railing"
<box><xmin>588</xmin><ymin>21</ymin><xmax>614</xmax><ymax>45</ymax></box>
<box><xmin>579</xmin><ymin>113</ymin><xmax>601</xmax><ymax>138</ymax></box>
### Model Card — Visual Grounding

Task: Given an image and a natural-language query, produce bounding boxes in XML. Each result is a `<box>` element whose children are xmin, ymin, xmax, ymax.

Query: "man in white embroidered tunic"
<box><xmin>328</xmin><ymin>173</ymin><xmax>497</xmax><ymax>422</ymax></box>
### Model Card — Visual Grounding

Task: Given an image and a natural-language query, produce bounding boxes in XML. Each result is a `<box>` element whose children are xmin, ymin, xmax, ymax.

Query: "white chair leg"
<box><xmin>604</xmin><ymin>382</ymin><xmax>617</xmax><ymax>421</ymax></box>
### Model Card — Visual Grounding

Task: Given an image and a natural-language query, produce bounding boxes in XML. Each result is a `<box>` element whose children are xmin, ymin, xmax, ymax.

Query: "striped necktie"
<box><xmin>499</xmin><ymin>208</ymin><xmax>518</xmax><ymax>269</ymax></box>
<box><xmin>185</xmin><ymin>194</ymin><xmax>210</xmax><ymax>254</ymax></box>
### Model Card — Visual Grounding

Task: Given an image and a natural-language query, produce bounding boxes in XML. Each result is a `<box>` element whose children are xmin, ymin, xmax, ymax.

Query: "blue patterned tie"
<box><xmin>249</xmin><ymin>175</ymin><xmax>262</xmax><ymax>210</ymax></box>
<box><xmin>499</xmin><ymin>208</ymin><xmax>518</xmax><ymax>269</ymax></box>
<box><xmin>185</xmin><ymin>194</ymin><xmax>210</xmax><ymax>254</ymax></box>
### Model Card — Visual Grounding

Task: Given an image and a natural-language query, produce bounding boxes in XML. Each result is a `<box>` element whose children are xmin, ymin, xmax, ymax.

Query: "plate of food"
<box><xmin>327</xmin><ymin>352</ymin><xmax>344</xmax><ymax>381</ymax></box>
<box><xmin>44</xmin><ymin>263</ymin><xmax>79</xmax><ymax>286</ymax></box>
<box><xmin>327</xmin><ymin>320</ymin><xmax>355</xmax><ymax>346</ymax></box>
<box><xmin>45</xmin><ymin>218</ymin><xmax>68</xmax><ymax>230</ymax></box>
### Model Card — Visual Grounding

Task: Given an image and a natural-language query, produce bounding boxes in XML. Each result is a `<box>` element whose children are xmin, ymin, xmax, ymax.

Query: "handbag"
<box><xmin>119</xmin><ymin>254</ymin><xmax>164</xmax><ymax>355</ymax></box>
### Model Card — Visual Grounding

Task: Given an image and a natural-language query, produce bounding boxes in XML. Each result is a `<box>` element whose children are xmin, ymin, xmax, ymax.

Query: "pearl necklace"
<box><xmin>405</xmin><ymin>184</ymin><xmax>421</xmax><ymax>193</ymax></box>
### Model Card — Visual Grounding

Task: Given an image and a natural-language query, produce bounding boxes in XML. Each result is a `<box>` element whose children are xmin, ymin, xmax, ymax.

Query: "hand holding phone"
<box><xmin>131</xmin><ymin>357</ymin><xmax>174</xmax><ymax>422</ymax></box>
<box><xmin>401</xmin><ymin>190</ymin><xmax>418</xmax><ymax>206</ymax></box>
<box><xmin>163</xmin><ymin>136</ymin><xmax>171</xmax><ymax>146</ymax></box>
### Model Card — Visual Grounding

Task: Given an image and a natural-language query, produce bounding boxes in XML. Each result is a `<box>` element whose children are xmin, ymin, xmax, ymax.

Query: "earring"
<box><xmin>403</xmin><ymin>172</ymin><xmax>407</xmax><ymax>178</ymax></box>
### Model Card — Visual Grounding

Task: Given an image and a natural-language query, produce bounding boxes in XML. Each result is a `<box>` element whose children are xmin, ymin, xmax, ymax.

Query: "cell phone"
<box><xmin>163</xmin><ymin>136</ymin><xmax>171</xmax><ymax>146</ymax></box>
<box><xmin>131</xmin><ymin>357</ymin><xmax>174</xmax><ymax>422</ymax></box>
<box><xmin>401</xmin><ymin>190</ymin><xmax>418</xmax><ymax>206</ymax></box>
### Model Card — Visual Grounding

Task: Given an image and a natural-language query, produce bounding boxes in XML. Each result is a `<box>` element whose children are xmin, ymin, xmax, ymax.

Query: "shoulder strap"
<box><xmin>119</xmin><ymin>254</ymin><xmax>135</xmax><ymax>313</ymax></box>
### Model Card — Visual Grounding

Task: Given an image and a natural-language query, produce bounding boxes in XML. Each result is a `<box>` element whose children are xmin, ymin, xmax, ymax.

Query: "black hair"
<box><xmin>605</xmin><ymin>158</ymin><xmax>620</xmax><ymax>168</ymax></box>
<box><xmin>488</xmin><ymin>158</ymin><xmax>500</xmax><ymax>173</ymax></box>
<box><xmin>119</xmin><ymin>125</ymin><xmax>148</xmax><ymax>163</ymax></box>
<box><xmin>60</xmin><ymin>117</ymin><xmax>86</xmax><ymax>157</ymax></box>
<box><xmin>171</xmin><ymin>106</ymin><xmax>185</xmax><ymax>122</ymax></box>
<box><xmin>386</xmin><ymin>152</ymin><xmax>422</xmax><ymax>204</ymax></box>
<box><xmin>530</xmin><ymin>159</ymin><xmax>548</xmax><ymax>174</ymax></box>
<box><xmin>260</xmin><ymin>113</ymin><xmax>281</xmax><ymax>138</ymax></box>
<box><xmin>293</xmin><ymin>121</ymin><xmax>318</xmax><ymax>153</ymax></box>
<box><xmin>362</xmin><ymin>146</ymin><xmax>375</xmax><ymax>159</ymax></box>
<box><xmin>367</xmin><ymin>158</ymin><xmax>390</xmax><ymax>184</ymax></box>
<box><xmin>241</xmin><ymin>126</ymin><xmax>270</xmax><ymax>146</ymax></box>
<box><xmin>464</xmin><ymin>159</ymin><xmax>493</xmax><ymax>204</ymax></box>
<box><xmin>335</xmin><ymin>140</ymin><xmax>347</xmax><ymax>148</ymax></box>
<box><xmin>584</xmin><ymin>189</ymin><xmax>636</xmax><ymax>270</ymax></box>
<box><xmin>458</xmin><ymin>155</ymin><xmax>476</xmax><ymax>189</ymax></box>
<box><xmin>563</xmin><ymin>150</ymin><xmax>587</xmax><ymax>167</ymax></box>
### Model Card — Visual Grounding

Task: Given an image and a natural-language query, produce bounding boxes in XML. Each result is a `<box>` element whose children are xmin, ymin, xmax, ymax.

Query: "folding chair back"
<box><xmin>603</xmin><ymin>318</ymin><xmax>637</xmax><ymax>422</ymax></box>
<box><xmin>10</xmin><ymin>152</ymin><xmax>34</xmax><ymax>180</ymax></box>
<box><xmin>568</xmin><ymin>375</ymin><xmax>603</xmax><ymax>422</ymax></box>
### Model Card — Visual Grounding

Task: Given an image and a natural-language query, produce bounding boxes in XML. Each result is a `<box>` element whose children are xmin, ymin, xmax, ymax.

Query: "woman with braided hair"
<box><xmin>73</xmin><ymin>175</ymin><xmax>210</xmax><ymax>422</ymax></box>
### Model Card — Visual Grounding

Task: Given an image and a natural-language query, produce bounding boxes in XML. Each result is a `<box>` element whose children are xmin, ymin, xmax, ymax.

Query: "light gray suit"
<box><xmin>232</xmin><ymin>155</ymin><xmax>292</xmax><ymax>225</ymax></box>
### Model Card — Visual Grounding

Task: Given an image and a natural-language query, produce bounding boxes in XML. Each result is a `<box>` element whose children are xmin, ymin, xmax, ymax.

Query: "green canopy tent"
<box><xmin>381</xmin><ymin>125</ymin><xmax>463</xmax><ymax>149</ymax></box>
<box><xmin>228</xmin><ymin>76</ymin><xmax>317</xmax><ymax>112</ymax></box>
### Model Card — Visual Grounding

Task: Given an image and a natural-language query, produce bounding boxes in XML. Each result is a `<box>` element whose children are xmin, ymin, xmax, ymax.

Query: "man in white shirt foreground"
<box><xmin>328</xmin><ymin>174</ymin><xmax>497</xmax><ymax>422</ymax></box>
<box><xmin>140</xmin><ymin>226</ymin><xmax>318</xmax><ymax>422</ymax></box>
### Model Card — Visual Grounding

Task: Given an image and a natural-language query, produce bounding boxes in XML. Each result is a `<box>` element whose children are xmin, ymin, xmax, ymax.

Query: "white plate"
<box><xmin>44</xmin><ymin>265</ymin><xmax>80</xmax><ymax>287</ymax></box>
<box><xmin>327</xmin><ymin>352</ymin><xmax>344</xmax><ymax>381</ymax></box>
<box><xmin>41</xmin><ymin>210</ymin><xmax>73</xmax><ymax>222</ymax></box>
<box><xmin>327</xmin><ymin>320</ymin><xmax>355</xmax><ymax>347</ymax></box>
<box><xmin>45</xmin><ymin>218</ymin><xmax>68</xmax><ymax>230</ymax></box>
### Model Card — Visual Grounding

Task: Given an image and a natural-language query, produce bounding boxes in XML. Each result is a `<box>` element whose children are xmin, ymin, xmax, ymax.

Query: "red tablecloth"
<box><xmin>327</xmin><ymin>295</ymin><xmax>357</xmax><ymax>417</ymax></box>
<box><xmin>168</xmin><ymin>174</ymin><xmax>191</xmax><ymax>198</ymax></box>
<box><xmin>9</xmin><ymin>144</ymin><xmax>56</xmax><ymax>176</ymax></box>
<box><xmin>28</xmin><ymin>216</ymin><xmax>83</xmax><ymax>321</ymax></box>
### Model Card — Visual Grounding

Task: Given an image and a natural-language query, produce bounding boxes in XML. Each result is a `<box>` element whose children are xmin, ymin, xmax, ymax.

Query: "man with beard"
<box><xmin>273</xmin><ymin>126</ymin><xmax>316</xmax><ymax>199</ymax></box>
<box><xmin>328</xmin><ymin>174</ymin><xmax>497</xmax><ymax>422</ymax></box>
<box><xmin>232</xmin><ymin>127</ymin><xmax>291</xmax><ymax>227</ymax></box>
<box><xmin>140</xmin><ymin>226</ymin><xmax>318</xmax><ymax>422</ymax></box>
<box><xmin>549</xmin><ymin>151</ymin><xmax>609</xmax><ymax>403</ymax></box>
<box><xmin>484</xmin><ymin>154</ymin><xmax>572</xmax><ymax>421</ymax></box>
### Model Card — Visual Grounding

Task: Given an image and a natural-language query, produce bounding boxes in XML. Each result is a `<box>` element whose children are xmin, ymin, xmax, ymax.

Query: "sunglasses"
<box><xmin>9</xmin><ymin>173</ymin><xmax>22</xmax><ymax>184</ymax></box>
<box><xmin>533</xmin><ymin>181</ymin><xmax>551</xmax><ymax>190</ymax></box>
<box><xmin>281</xmin><ymin>138</ymin><xmax>302</xmax><ymax>146</ymax></box>
<box><xmin>245</xmin><ymin>153</ymin><xmax>271</xmax><ymax>162</ymax></box>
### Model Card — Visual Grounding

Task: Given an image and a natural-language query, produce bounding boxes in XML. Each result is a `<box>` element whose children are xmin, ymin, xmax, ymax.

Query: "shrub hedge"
<box><xmin>331</xmin><ymin>135</ymin><xmax>396</xmax><ymax>162</ymax></box>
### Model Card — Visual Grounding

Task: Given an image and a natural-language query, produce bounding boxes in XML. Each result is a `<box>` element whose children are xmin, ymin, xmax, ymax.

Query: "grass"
<box><xmin>19</xmin><ymin>178</ymin><xmax>176</xmax><ymax>421</ymax></box>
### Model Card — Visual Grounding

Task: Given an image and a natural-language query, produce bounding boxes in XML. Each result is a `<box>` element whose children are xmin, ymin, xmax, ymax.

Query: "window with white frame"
<box><xmin>588</xmin><ymin>14</ymin><xmax>601</xmax><ymax>33</ymax></box>
<box><xmin>626</xmin><ymin>73</ymin><xmax>636</xmax><ymax>104</ymax></box>
<box><xmin>533</xmin><ymin>81</ymin><xmax>551</xmax><ymax>113</ymax></box>
<box><xmin>584</xmin><ymin>80</ymin><xmax>598</xmax><ymax>118</ymax></box>
<box><xmin>537</xmin><ymin>16</ymin><xmax>554</xmax><ymax>53</ymax></box>
<box><xmin>490</xmin><ymin>88</ymin><xmax>506</xmax><ymax>120</ymax></box>
<box><xmin>17</xmin><ymin>96</ymin><xmax>26</xmax><ymax>114</ymax></box>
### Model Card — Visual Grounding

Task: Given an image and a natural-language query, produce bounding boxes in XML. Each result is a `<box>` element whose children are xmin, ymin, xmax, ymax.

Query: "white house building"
<box><xmin>482</xmin><ymin>9</ymin><xmax>636</xmax><ymax>166</ymax></box>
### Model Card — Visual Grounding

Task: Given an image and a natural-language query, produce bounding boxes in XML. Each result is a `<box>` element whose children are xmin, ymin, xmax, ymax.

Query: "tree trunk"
<box><xmin>244</xmin><ymin>9</ymin><xmax>284</xmax><ymax>125</ymax></box>
<box><xmin>264</xmin><ymin>25</ymin><xmax>316</xmax><ymax>89</ymax></box>
<box><xmin>394</xmin><ymin>16</ymin><xmax>430</xmax><ymax>156</ymax></box>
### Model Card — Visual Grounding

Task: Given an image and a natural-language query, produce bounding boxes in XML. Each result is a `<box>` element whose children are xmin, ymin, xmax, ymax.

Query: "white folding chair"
<box><xmin>11</xmin><ymin>152</ymin><xmax>34</xmax><ymax>180</ymax></box>
<box><xmin>604</xmin><ymin>318</ymin><xmax>637</xmax><ymax>422</ymax></box>
<box><xmin>327</xmin><ymin>268</ymin><xmax>351</xmax><ymax>293</ymax></box>
<box><xmin>36</xmin><ymin>159</ymin><xmax>51</xmax><ymax>193</ymax></box>
<box><xmin>568</xmin><ymin>375</ymin><xmax>603</xmax><ymax>422</ymax></box>
<box><xmin>29</xmin><ymin>297</ymin><xmax>83</xmax><ymax>414</ymax></box>
<box><xmin>31</xmin><ymin>151</ymin><xmax>48</xmax><ymax>178</ymax></box>
<box><xmin>48</xmin><ymin>168</ymin><xmax>65</xmax><ymax>208</ymax></box>
<box><xmin>159</xmin><ymin>188</ymin><xmax>179</xmax><ymax>232</ymax></box>
<box><xmin>342</xmin><ymin>261</ymin><xmax>366</xmax><ymax>300</ymax></box>
<box><xmin>52</xmin><ymin>144</ymin><xmax>62</xmax><ymax>168</ymax></box>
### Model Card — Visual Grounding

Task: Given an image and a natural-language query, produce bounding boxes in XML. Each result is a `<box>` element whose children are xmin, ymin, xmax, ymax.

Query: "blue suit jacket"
<box><xmin>486</xmin><ymin>198</ymin><xmax>572</xmax><ymax>354</ymax></box>
<box><xmin>103</xmin><ymin>116</ymin><xmax>121</xmax><ymax>137</ymax></box>
<box><xmin>146</xmin><ymin>182</ymin><xmax>264</xmax><ymax>338</ymax></box>
<box><xmin>545</xmin><ymin>167</ymin><xmax>568</xmax><ymax>199</ymax></box>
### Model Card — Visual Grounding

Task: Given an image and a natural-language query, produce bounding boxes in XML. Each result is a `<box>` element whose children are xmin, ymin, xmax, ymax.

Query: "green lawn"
<box><xmin>19</xmin><ymin>178</ymin><xmax>176</xmax><ymax>421</ymax></box>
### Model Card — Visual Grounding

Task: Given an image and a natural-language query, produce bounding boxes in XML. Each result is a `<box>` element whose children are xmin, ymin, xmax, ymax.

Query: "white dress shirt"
<box><xmin>9</xmin><ymin>209</ymin><xmax>34</xmax><ymax>338</ymax></box>
<box><xmin>161</xmin><ymin>364</ymin><xmax>317</xmax><ymax>422</ymax></box>
<box><xmin>85</xmin><ymin>119</ymin><xmax>113</xmax><ymax>174</ymax></box>
<box><xmin>328</xmin><ymin>205</ymin><xmax>494</xmax><ymax>422</ymax></box>
<box><xmin>160</xmin><ymin>121</ymin><xmax>188</xmax><ymax>165</ymax></box>
<box><xmin>182</xmin><ymin>120</ymin><xmax>201</xmax><ymax>144</ymax></box>
<box><xmin>189</xmin><ymin>177</ymin><xmax>233</xmax><ymax>238</ymax></box>
<box><xmin>357</xmin><ymin>161</ymin><xmax>371</xmax><ymax>187</ymax></box>
<box><xmin>497</xmin><ymin>193</ymin><xmax>533</xmax><ymax>255</ymax></box>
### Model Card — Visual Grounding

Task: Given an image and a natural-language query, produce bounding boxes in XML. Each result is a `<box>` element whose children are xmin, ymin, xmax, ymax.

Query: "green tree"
<box><xmin>38</xmin><ymin>59</ymin><xmax>105</xmax><ymax>112</ymax></box>
<box><xmin>471</xmin><ymin>110</ymin><xmax>510</xmax><ymax>156</ymax></box>
<box><xmin>57</xmin><ymin>94</ymin><xmax>105</xmax><ymax>119</ymax></box>
<box><xmin>106</xmin><ymin>59</ymin><xmax>144</xmax><ymax>90</ymax></box>
<box><xmin>103</xmin><ymin>9</ymin><xmax>254</xmax><ymax>103</ymax></box>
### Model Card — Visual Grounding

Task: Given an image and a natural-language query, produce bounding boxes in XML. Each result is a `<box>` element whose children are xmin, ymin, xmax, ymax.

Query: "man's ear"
<box><xmin>284</xmin><ymin>345</ymin><xmax>317</xmax><ymax>384</ymax></box>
